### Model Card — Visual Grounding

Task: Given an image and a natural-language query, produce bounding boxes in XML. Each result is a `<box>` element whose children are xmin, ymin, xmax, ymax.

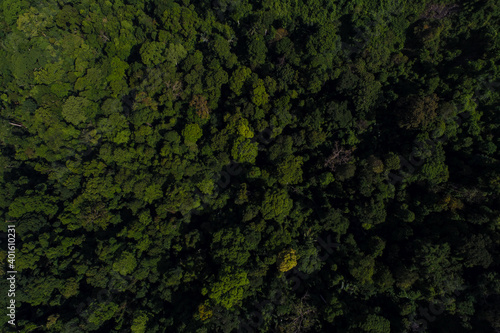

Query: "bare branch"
<box><xmin>9</xmin><ymin>122</ymin><xmax>26</xmax><ymax>128</ymax></box>
<box><xmin>324</xmin><ymin>142</ymin><xmax>354</xmax><ymax>171</ymax></box>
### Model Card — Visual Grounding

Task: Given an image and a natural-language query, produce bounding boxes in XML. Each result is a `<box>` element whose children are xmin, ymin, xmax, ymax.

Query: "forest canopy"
<box><xmin>0</xmin><ymin>0</ymin><xmax>500</xmax><ymax>332</ymax></box>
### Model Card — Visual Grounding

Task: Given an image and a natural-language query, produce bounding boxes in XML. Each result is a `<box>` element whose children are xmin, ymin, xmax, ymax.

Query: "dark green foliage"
<box><xmin>1</xmin><ymin>1</ymin><xmax>500</xmax><ymax>333</ymax></box>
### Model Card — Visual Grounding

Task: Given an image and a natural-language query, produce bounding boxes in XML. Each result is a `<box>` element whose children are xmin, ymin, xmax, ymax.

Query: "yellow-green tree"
<box><xmin>112</xmin><ymin>251</ymin><xmax>137</xmax><ymax>276</ymax></box>
<box><xmin>277</xmin><ymin>248</ymin><xmax>298</xmax><ymax>272</ymax></box>
<box><xmin>203</xmin><ymin>267</ymin><xmax>250</xmax><ymax>309</ymax></box>
<box><xmin>261</xmin><ymin>189</ymin><xmax>293</xmax><ymax>222</ymax></box>
<box><xmin>252</xmin><ymin>79</ymin><xmax>269</xmax><ymax>106</ymax></box>
<box><xmin>277</xmin><ymin>155</ymin><xmax>304</xmax><ymax>185</ymax></box>
<box><xmin>231</xmin><ymin>137</ymin><xmax>259</xmax><ymax>163</ymax></box>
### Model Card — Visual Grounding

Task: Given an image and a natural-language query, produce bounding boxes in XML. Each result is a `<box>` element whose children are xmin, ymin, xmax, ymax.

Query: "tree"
<box><xmin>165</xmin><ymin>43</ymin><xmax>187</xmax><ymax>66</ymax></box>
<box><xmin>131</xmin><ymin>312</ymin><xmax>149</xmax><ymax>333</ymax></box>
<box><xmin>367</xmin><ymin>155</ymin><xmax>384</xmax><ymax>173</ymax></box>
<box><xmin>252</xmin><ymin>79</ymin><xmax>269</xmax><ymax>106</ymax></box>
<box><xmin>349</xmin><ymin>255</ymin><xmax>375</xmax><ymax>285</ymax></box>
<box><xmin>106</xmin><ymin>56</ymin><xmax>129</xmax><ymax>82</ymax></box>
<box><xmin>211</xmin><ymin>228</ymin><xmax>251</xmax><ymax>266</ymax></box>
<box><xmin>190</xmin><ymin>95</ymin><xmax>210</xmax><ymax>120</ymax></box>
<box><xmin>61</xmin><ymin>278</ymin><xmax>79</xmax><ymax>299</ymax></box>
<box><xmin>197</xmin><ymin>302</ymin><xmax>213</xmax><ymax>321</ymax></box>
<box><xmin>204</xmin><ymin>267</ymin><xmax>250</xmax><ymax>310</ymax></box>
<box><xmin>112</xmin><ymin>251</ymin><xmax>137</xmax><ymax>276</ymax></box>
<box><xmin>237</xmin><ymin>118</ymin><xmax>254</xmax><ymax>138</ymax></box>
<box><xmin>277</xmin><ymin>248</ymin><xmax>298</xmax><ymax>272</ymax></box>
<box><xmin>229</xmin><ymin>66</ymin><xmax>251</xmax><ymax>95</ymax></box>
<box><xmin>140</xmin><ymin>41</ymin><xmax>165</xmax><ymax>66</ymax></box>
<box><xmin>143</xmin><ymin>184</ymin><xmax>163</xmax><ymax>204</ymax></box>
<box><xmin>86</xmin><ymin>301</ymin><xmax>120</xmax><ymax>330</ymax></box>
<box><xmin>1</xmin><ymin>2</ymin><xmax>499</xmax><ymax>332</ymax></box>
<box><xmin>2</xmin><ymin>0</ymin><xmax>29</xmax><ymax>26</ymax></box>
<box><xmin>277</xmin><ymin>155</ymin><xmax>304</xmax><ymax>185</ymax></box>
<box><xmin>261</xmin><ymin>189</ymin><xmax>293</xmax><ymax>222</ymax></box>
<box><xmin>324</xmin><ymin>142</ymin><xmax>354</xmax><ymax>171</ymax></box>
<box><xmin>248</xmin><ymin>37</ymin><xmax>267</xmax><ymax>66</ymax></box>
<box><xmin>278</xmin><ymin>293</ymin><xmax>319</xmax><ymax>333</ymax></box>
<box><xmin>336</xmin><ymin>164</ymin><xmax>357</xmax><ymax>181</ymax></box>
<box><xmin>62</xmin><ymin>96</ymin><xmax>92</xmax><ymax>125</ymax></box>
<box><xmin>397</xmin><ymin>94</ymin><xmax>439</xmax><ymax>129</ymax></box>
<box><xmin>384</xmin><ymin>152</ymin><xmax>400</xmax><ymax>170</ymax></box>
<box><xmin>182</xmin><ymin>123</ymin><xmax>203</xmax><ymax>145</ymax></box>
<box><xmin>20</xmin><ymin>276</ymin><xmax>61</xmax><ymax>306</ymax></box>
<box><xmin>357</xmin><ymin>314</ymin><xmax>391</xmax><ymax>332</ymax></box>
<box><xmin>459</xmin><ymin>234</ymin><xmax>493</xmax><ymax>268</ymax></box>
<box><xmin>231</xmin><ymin>137</ymin><xmax>258</xmax><ymax>163</ymax></box>
<box><xmin>16</xmin><ymin>7</ymin><xmax>54</xmax><ymax>38</ymax></box>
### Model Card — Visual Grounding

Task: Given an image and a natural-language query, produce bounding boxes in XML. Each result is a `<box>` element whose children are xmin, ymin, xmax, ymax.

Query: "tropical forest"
<box><xmin>0</xmin><ymin>0</ymin><xmax>499</xmax><ymax>332</ymax></box>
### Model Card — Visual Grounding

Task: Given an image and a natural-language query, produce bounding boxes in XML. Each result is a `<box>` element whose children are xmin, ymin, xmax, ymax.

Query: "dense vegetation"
<box><xmin>1</xmin><ymin>0</ymin><xmax>500</xmax><ymax>332</ymax></box>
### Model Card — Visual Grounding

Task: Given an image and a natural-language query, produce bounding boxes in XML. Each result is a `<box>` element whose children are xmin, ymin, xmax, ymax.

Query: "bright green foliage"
<box><xmin>237</xmin><ymin>118</ymin><xmax>254</xmax><ymax>138</ymax></box>
<box><xmin>131</xmin><ymin>313</ymin><xmax>149</xmax><ymax>333</ymax></box>
<box><xmin>62</xmin><ymin>96</ymin><xmax>91</xmax><ymax>125</ymax></box>
<box><xmin>112</xmin><ymin>251</ymin><xmax>137</xmax><ymax>276</ymax></box>
<box><xmin>367</xmin><ymin>156</ymin><xmax>384</xmax><ymax>173</ymax></box>
<box><xmin>51</xmin><ymin>82</ymin><xmax>72</xmax><ymax>98</ymax></box>
<box><xmin>420</xmin><ymin>147</ymin><xmax>449</xmax><ymax>185</ymax></box>
<box><xmin>211</xmin><ymin>228</ymin><xmax>251</xmax><ymax>266</ymax></box>
<box><xmin>144</xmin><ymin>184</ymin><xmax>163</xmax><ymax>204</ymax></box>
<box><xmin>2</xmin><ymin>0</ymin><xmax>29</xmax><ymax>26</ymax></box>
<box><xmin>21</xmin><ymin>277</ymin><xmax>61</xmax><ymax>306</ymax></box>
<box><xmin>384</xmin><ymin>152</ymin><xmax>400</xmax><ymax>170</ymax></box>
<box><xmin>252</xmin><ymin>79</ymin><xmax>269</xmax><ymax>106</ymax></box>
<box><xmin>34</xmin><ymin>60</ymin><xmax>66</xmax><ymax>85</ymax></box>
<box><xmin>107</xmin><ymin>56</ymin><xmax>129</xmax><ymax>82</ymax></box>
<box><xmin>87</xmin><ymin>302</ymin><xmax>120</xmax><ymax>328</ymax></box>
<box><xmin>205</xmin><ymin>267</ymin><xmax>250</xmax><ymax>309</ymax></box>
<box><xmin>319</xmin><ymin>172</ymin><xmax>335</xmax><ymax>185</ymax></box>
<box><xmin>229</xmin><ymin>66</ymin><xmax>252</xmax><ymax>95</ymax></box>
<box><xmin>349</xmin><ymin>255</ymin><xmax>375</xmax><ymax>285</ymax></box>
<box><xmin>182</xmin><ymin>123</ymin><xmax>203</xmax><ymax>145</ymax></box>
<box><xmin>261</xmin><ymin>189</ymin><xmax>293</xmax><ymax>221</ymax></box>
<box><xmin>61</xmin><ymin>278</ymin><xmax>79</xmax><ymax>298</ymax></box>
<box><xmin>277</xmin><ymin>155</ymin><xmax>303</xmax><ymax>185</ymax></box>
<box><xmin>358</xmin><ymin>314</ymin><xmax>391</xmax><ymax>333</ymax></box>
<box><xmin>166</xmin><ymin>43</ymin><xmax>188</xmax><ymax>66</ymax></box>
<box><xmin>277</xmin><ymin>248</ymin><xmax>298</xmax><ymax>272</ymax></box>
<box><xmin>140</xmin><ymin>41</ymin><xmax>165</xmax><ymax>66</ymax></box>
<box><xmin>16</xmin><ymin>7</ymin><xmax>54</xmax><ymax>38</ymax></box>
<box><xmin>231</xmin><ymin>137</ymin><xmax>259</xmax><ymax>163</ymax></box>
<box><xmin>8</xmin><ymin>194</ymin><xmax>58</xmax><ymax>219</ymax></box>
<box><xmin>248</xmin><ymin>37</ymin><xmax>267</xmax><ymax>65</ymax></box>
<box><xmin>196</xmin><ymin>178</ymin><xmax>215</xmax><ymax>195</ymax></box>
